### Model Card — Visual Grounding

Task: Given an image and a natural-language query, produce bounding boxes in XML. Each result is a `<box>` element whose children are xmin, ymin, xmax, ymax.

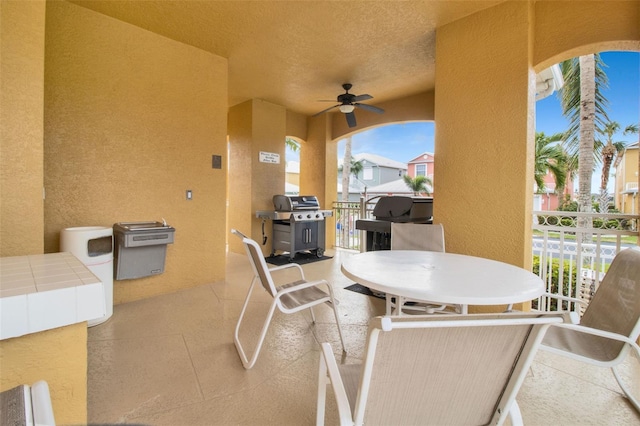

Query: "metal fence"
<box><xmin>333</xmin><ymin>200</ymin><xmax>365</xmax><ymax>251</ymax></box>
<box><xmin>333</xmin><ymin>196</ymin><xmax>382</xmax><ymax>251</ymax></box>
<box><xmin>532</xmin><ymin>210</ymin><xmax>639</xmax><ymax>314</ymax></box>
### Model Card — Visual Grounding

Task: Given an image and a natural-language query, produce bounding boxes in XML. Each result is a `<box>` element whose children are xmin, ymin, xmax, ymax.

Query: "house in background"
<box><xmin>407</xmin><ymin>152</ymin><xmax>435</xmax><ymax>180</ymax></box>
<box><xmin>533</xmin><ymin>171</ymin><xmax>575</xmax><ymax>211</ymax></box>
<box><xmin>338</xmin><ymin>153</ymin><xmax>407</xmax><ymax>201</ymax></box>
<box><xmin>366</xmin><ymin>178</ymin><xmax>429</xmax><ymax>198</ymax></box>
<box><xmin>615</xmin><ymin>142</ymin><xmax>639</xmax><ymax>214</ymax></box>
<box><xmin>285</xmin><ymin>161</ymin><xmax>300</xmax><ymax>195</ymax></box>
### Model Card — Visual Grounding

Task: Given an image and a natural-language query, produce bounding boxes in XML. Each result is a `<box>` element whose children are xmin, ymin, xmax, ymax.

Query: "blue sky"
<box><xmin>288</xmin><ymin>51</ymin><xmax>639</xmax><ymax>191</ymax></box>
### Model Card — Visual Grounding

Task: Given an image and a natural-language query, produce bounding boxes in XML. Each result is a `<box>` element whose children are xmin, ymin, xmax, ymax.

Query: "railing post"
<box><xmin>359</xmin><ymin>196</ymin><xmax>366</xmax><ymax>253</ymax></box>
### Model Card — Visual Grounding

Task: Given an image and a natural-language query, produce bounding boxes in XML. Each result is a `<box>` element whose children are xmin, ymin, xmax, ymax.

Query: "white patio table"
<box><xmin>341</xmin><ymin>250</ymin><xmax>544</xmax><ymax>315</ymax></box>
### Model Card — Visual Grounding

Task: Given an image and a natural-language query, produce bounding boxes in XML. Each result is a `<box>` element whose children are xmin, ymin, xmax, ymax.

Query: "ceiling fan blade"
<box><xmin>312</xmin><ymin>104</ymin><xmax>340</xmax><ymax>117</ymax></box>
<box><xmin>355</xmin><ymin>103</ymin><xmax>385</xmax><ymax>114</ymax></box>
<box><xmin>352</xmin><ymin>94</ymin><xmax>373</xmax><ymax>102</ymax></box>
<box><xmin>345</xmin><ymin>111</ymin><xmax>357</xmax><ymax>128</ymax></box>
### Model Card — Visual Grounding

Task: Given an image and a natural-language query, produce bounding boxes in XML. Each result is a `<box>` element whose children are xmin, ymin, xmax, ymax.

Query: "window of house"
<box><xmin>363</xmin><ymin>167</ymin><xmax>373</xmax><ymax>181</ymax></box>
<box><xmin>416</xmin><ymin>164</ymin><xmax>426</xmax><ymax>176</ymax></box>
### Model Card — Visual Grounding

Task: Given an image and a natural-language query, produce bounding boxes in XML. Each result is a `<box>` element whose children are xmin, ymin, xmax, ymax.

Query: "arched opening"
<box><xmin>534</xmin><ymin>50</ymin><xmax>639</xmax><ymax>215</ymax></box>
<box><xmin>337</xmin><ymin>121</ymin><xmax>435</xmax><ymax>201</ymax></box>
<box><xmin>285</xmin><ymin>136</ymin><xmax>303</xmax><ymax>195</ymax></box>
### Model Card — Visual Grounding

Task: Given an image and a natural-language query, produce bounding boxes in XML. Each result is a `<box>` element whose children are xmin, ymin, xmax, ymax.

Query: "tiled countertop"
<box><xmin>0</xmin><ymin>252</ymin><xmax>105</xmax><ymax>339</ymax></box>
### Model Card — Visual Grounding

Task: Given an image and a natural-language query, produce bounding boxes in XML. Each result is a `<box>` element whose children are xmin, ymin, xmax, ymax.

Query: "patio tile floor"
<box><xmin>88</xmin><ymin>248</ymin><xmax>640</xmax><ymax>425</ymax></box>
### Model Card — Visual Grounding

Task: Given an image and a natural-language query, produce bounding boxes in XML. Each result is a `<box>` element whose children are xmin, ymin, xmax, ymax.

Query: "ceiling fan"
<box><xmin>313</xmin><ymin>83</ymin><xmax>385</xmax><ymax>128</ymax></box>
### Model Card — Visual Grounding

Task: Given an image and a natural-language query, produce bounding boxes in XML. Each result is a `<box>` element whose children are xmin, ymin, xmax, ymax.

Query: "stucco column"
<box><xmin>0</xmin><ymin>0</ymin><xmax>45</xmax><ymax>256</ymax></box>
<box><xmin>304</xmin><ymin>115</ymin><xmax>338</xmax><ymax>249</ymax></box>
<box><xmin>228</xmin><ymin>99</ymin><xmax>287</xmax><ymax>255</ymax></box>
<box><xmin>434</xmin><ymin>2</ymin><xmax>535</xmax><ymax>270</ymax></box>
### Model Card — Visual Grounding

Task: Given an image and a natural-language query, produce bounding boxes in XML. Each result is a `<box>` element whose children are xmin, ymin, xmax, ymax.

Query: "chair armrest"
<box><xmin>276</xmin><ymin>279</ymin><xmax>331</xmax><ymax>296</ymax></box>
<box><xmin>268</xmin><ymin>262</ymin><xmax>305</xmax><ymax>279</ymax></box>
<box><xmin>541</xmin><ymin>292</ymin><xmax>588</xmax><ymax>306</ymax></box>
<box><xmin>539</xmin><ymin>293</ymin><xmax>587</xmax><ymax>323</ymax></box>
<box><xmin>319</xmin><ymin>342</ymin><xmax>353</xmax><ymax>425</ymax></box>
<box><xmin>550</xmin><ymin>323</ymin><xmax>640</xmax><ymax>356</ymax></box>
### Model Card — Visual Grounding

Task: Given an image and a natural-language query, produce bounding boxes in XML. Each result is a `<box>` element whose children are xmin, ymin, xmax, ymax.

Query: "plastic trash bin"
<box><xmin>60</xmin><ymin>226</ymin><xmax>113</xmax><ymax>326</ymax></box>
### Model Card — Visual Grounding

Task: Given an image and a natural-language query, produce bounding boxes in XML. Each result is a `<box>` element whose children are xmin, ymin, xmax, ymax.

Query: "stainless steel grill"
<box><xmin>256</xmin><ymin>195</ymin><xmax>333</xmax><ymax>260</ymax></box>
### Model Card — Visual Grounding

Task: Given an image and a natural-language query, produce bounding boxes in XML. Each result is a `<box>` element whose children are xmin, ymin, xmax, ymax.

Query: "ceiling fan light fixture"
<box><xmin>339</xmin><ymin>104</ymin><xmax>355</xmax><ymax>113</ymax></box>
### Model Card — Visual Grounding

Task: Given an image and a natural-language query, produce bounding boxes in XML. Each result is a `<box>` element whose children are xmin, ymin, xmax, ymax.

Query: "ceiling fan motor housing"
<box><xmin>338</xmin><ymin>93</ymin><xmax>355</xmax><ymax>104</ymax></box>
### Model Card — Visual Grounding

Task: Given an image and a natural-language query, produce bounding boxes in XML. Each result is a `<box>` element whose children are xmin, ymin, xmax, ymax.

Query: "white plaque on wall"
<box><xmin>259</xmin><ymin>151</ymin><xmax>280</xmax><ymax>164</ymax></box>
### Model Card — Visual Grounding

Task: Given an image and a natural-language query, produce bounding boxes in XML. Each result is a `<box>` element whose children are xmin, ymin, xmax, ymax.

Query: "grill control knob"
<box><xmin>297</xmin><ymin>214</ymin><xmax>303</xmax><ymax>220</ymax></box>
<box><xmin>315</xmin><ymin>213</ymin><xmax>321</xmax><ymax>218</ymax></box>
<box><xmin>306</xmin><ymin>214</ymin><xmax>312</xmax><ymax>219</ymax></box>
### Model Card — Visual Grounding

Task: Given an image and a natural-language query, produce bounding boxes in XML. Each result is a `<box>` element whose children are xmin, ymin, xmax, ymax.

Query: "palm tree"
<box><xmin>285</xmin><ymin>137</ymin><xmax>300</xmax><ymax>152</ymax></box>
<box><xmin>403</xmin><ymin>175</ymin><xmax>432</xmax><ymax>196</ymax></box>
<box><xmin>350</xmin><ymin>159</ymin><xmax>363</xmax><ymax>179</ymax></box>
<box><xmin>559</xmin><ymin>54</ymin><xmax>609</xmax><ymax>226</ymax></box>
<box><xmin>340</xmin><ymin>136</ymin><xmax>353</xmax><ymax>201</ymax></box>
<box><xmin>534</xmin><ymin>132</ymin><xmax>567</xmax><ymax>195</ymax></box>
<box><xmin>598</xmin><ymin>121</ymin><xmax>631</xmax><ymax>212</ymax></box>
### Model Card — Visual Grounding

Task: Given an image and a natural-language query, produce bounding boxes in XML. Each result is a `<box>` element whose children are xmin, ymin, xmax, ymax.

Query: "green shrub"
<box><xmin>532</xmin><ymin>255</ymin><xmax>578</xmax><ymax>311</ymax></box>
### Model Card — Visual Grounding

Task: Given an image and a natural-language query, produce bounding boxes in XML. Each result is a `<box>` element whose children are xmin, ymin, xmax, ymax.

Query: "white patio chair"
<box><xmin>539</xmin><ymin>245</ymin><xmax>640</xmax><ymax>412</ymax></box>
<box><xmin>231</xmin><ymin>229</ymin><xmax>346</xmax><ymax>369</ymax></box>
<box><xmin>317</xmin><ymin>312</ymin><xmax>566</xmax><ymax>426</ymax></box>
<box><xmin>388</xmin><ymin>222</ymin><xmax>460</xmax><ymax>314</ymax></box>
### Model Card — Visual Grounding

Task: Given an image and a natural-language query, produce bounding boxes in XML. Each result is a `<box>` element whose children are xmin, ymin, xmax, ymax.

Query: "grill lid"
<box><xmin>273</xmin><ymin>195</ymin><xmax>320</xmax><ymax>211</ymax></box>
<box><xmin>372</xmin><ymin>196</ymin><xmax>413</xmax><ymax>218</ymax></box>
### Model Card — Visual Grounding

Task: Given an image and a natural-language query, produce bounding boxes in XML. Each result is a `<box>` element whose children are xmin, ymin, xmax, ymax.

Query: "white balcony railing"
<box><xmin>533</xmin><ymin>211</ymin><xmax>639</xmax><ymax>314</ymax></box>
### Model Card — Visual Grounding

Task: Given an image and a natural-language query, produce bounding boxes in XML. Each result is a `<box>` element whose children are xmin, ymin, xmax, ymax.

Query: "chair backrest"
<box><xmin>231</xmin><ymin>229</ymin><xmax>277</xmax><ymax>297</ymax></box>
<box><xmin>352</xmin><ymin>313</ymin><xmax>564</xmax><ymax>425</ymax></box>
<box><xmin>390</xmin><ymin>222</ymin><xmax>445</xmax><ymax>252</ymax></box>
<box><xmin>580</xmin><ymin>246</ymin><xmax>640</xmax><ymax>352</ymax></box>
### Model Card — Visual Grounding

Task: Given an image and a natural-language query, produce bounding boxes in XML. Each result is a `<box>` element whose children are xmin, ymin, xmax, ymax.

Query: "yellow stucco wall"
<box><xmin>435</xmin><ymin>1</ymin><xmax>535</xmax><ymax>269</ymax></box>
<box><xmin>534</xmin><ymin>1</ymin><xmax>640</xmax><ymax>69</ymax></box>
<box><xmin>0</xmin><ymin>323</ymin><xmax>88</xmax><ymax>424</ymax></box>
<box><xmin>286</xmin><ymin>110</ymin><xmax>308</xmax><ymax>141</ymax></box>
<box><xmin>228</xmin><ymin>99</ymin><xmax>287</xmax><ymax>256</ymax></box>
<box><xmin>0</xmin><ymin>0</ymin><xmax>45</xmax><ymax>256</ymax></box>
<box><xmin>43</xmin><ymin>1</ymin><xmax>228</xmax><ymax>303</ymax></box>
<box><xmin>228</xmin><ymin>100</ymin><xmax>254</xmax><ymax>255</ymax></box>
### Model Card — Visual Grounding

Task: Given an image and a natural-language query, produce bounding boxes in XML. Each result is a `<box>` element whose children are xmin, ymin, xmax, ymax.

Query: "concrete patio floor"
<box><xmin>87</xmin><ymin>248</ymin><xmax>640</xmax><ymax>425</ymax></box>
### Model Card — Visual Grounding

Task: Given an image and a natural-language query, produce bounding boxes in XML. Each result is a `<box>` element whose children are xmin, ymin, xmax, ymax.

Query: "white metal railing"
<box><xmin>333</xmin><ymin>200</ymin><xmax>364</xmax><ymax>250</ymax></box>
<box><xmin>626</xmin><ymin>182</ymin><xmax>639</xmax><ymax>191</ymax></box>
<box><xmin>532</xmin><ymin>210</ymin><xmax>639</xmax><ymax>314</ymax></box>
<box><xmin>333</xmin><ymin>196</ymin><xmax>381</xmax><ymax>250</ymax></box>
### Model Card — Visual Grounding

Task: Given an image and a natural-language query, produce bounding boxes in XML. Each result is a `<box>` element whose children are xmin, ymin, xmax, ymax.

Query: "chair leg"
<box><xmin>325</xmin><ymin>286</ymin><xmax>347</xmax><ymax>353</ymax></box>
<box><xmin>385</xmin><ymin>294</ymin><xmax>393</xmax><ymax>315</ymax></box>
<box><xmin>508</xmin><ymin>400</ymin><xmax>524</xmax><ymax>426</ymax></box>
<box><xmin>309</xmin><ymin>306</ymin><xmax>316</xmax><ymax>323</ymax></box>
<box><xmin>317</xmin><ymin>353</ymin><xmax>329</xmax><ymax>426</ymax></box>
<box><xmin>612</xmin><ymin>366</ymin><xmax>640</xmax><ymax>413</ymax></box>
<box><xmin>234</xmin><ymin>281</ymin><xmax>280</xmax><ymax>369</ymax></box>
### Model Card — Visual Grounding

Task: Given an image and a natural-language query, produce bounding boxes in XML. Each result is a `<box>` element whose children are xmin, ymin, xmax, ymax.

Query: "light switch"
<box><xmin>186</xmin><ymin>190</ymin><xmax>192</xmax><ymax>200</ymax></box>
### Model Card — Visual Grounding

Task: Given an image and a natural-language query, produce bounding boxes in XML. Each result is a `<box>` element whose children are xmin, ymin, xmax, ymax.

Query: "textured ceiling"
<box><xmin>70</xmin><ymin>1</ymin><xmax>504</xmax><ymax>116</ymax></box>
